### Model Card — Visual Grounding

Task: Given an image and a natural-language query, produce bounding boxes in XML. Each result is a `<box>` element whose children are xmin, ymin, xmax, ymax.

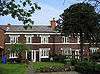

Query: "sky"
<box><xmin>0</xmin><ymin>0</ymin><xmax>84</xmax><ymax>25</ymax></box>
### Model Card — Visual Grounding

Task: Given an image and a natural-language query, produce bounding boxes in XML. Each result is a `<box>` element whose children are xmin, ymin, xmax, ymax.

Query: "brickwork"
<box><xmin>0</xmin><ymin>24</ymin><xmax>95</xmax><ymax>60</ymax></box>
<box><xmin>0</xmin><ymin>28</ymin><xmax>5</xmax><ymax>49</ymax></box>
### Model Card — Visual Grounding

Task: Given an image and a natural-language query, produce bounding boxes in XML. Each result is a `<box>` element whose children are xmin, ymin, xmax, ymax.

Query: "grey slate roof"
<box><xmin>0</xmin><ymin>25</ymin><xmax>55</xmax><ymax>33</ymax></box>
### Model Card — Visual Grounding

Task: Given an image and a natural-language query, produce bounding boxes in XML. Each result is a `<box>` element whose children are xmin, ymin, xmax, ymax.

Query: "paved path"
<box><xmin>36</xmin><ymin>71</ymin><xmax>79</xmax><ymax>74</ymax></box>
<box><xmin>27</xmin><ymin>62</ymin><xmax>35</xmax><ymax>74</ymax></box>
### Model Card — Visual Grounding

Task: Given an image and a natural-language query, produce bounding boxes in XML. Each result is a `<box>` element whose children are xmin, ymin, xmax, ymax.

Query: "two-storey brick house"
<box><xmin>0</xmin><ymin>19</ymin><xmax>99</xmax><ymax>62</ymax></box>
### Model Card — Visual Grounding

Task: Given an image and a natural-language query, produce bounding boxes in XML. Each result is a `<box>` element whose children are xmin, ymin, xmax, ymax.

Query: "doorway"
<box><xmin>36</xmin><ymin>50</ymin><xmax>39</xmax><ymax>61</ymax></box>
<box><xmin>27</xmin><ymin>51</ymin><xmax>31</xmax><ymax>61</ymax></box>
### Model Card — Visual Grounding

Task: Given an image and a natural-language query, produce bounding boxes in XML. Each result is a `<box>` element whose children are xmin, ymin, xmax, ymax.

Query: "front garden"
<box><xmin>0</xmin><ymin>64</ymin><xmax>26</xmax><ymax>74</ymax></box>
<box><xmin>0</xmin><ymin>58</ymin><xmax>100</xmax><ymax>74</ymax></box>
<box><xmin>32</xmin><ymin>62</ymin><xmax>65</xmax><ymax>72</ymax></box>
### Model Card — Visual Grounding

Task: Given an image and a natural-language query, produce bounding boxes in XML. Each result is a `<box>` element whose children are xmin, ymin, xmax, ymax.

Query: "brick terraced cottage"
<box><xmin>0</xmin><ymin>19</ymin><xmax>99</xmax><ymax>62</ymax></box>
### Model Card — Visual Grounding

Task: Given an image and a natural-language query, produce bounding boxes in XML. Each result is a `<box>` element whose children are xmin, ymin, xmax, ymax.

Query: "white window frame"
<box><xmin>9</xmin><ymin>53</ymin><xmax>18</xmax><ymax>59</ymax></box>
<box><xmin>62</xmin><ymin>36</ymin><xmax>69</xmax><ymax>43</ymax></box>
<box><xmin>90</xmin><ymin>47</ymin><xmax>99</xmax><ymax>53</ymax></box>
<box><xmin>40</xmin><ymin>35</ymin><xmax>50</xmax><ymax>43</ymax></box>
<box><xmin>39</xmin><ymin>48</ymin><xmax>50</xmax><ymax>58</ymax></box>
<box><xmin>75</xmin><ymin>49</ymin><xmax>79</xmax><ymax>59</ymax></box>
<box><xmin>61</xmin><ymin>48</ymin><xmax>72</xmax><ymax>55</ymax></box>
<box><xmin>9</xmin><ymin>35</ymin><xmax>20</xmax><ymax>43</ymax></box>
<box><xmin>25</xmin><ymin>35</ymin><xmax>34</xmax><ymax>43</ymax></box>
<box><xmin>75</xmin><ymin>50</ymin><xmax>79</xmax><ymax>55</ymax></box>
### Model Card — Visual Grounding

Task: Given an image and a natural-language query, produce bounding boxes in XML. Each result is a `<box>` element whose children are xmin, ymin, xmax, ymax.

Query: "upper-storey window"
<box><xmin>40</xmin><ymin>35</ymin><xmax>50</xmax><ymax>43</ymax></box>
<box><xmin>62</xmin><ymin>36</ymin><xmax>69</xmax><ymax>43</ymax></box>
<box><xmin>9</xmin><ymin>35</ymin><xmax>20</xmax><ymax>43</ymax></box>
<box><xmin>25</xmin><ymin>35</ymin><xmax>34</xmax><ymax>43</ymax></box>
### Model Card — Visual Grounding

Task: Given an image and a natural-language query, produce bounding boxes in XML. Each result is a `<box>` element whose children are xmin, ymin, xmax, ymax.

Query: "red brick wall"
<box><xmin>0</xmin><ymin>28</ymin><xmax>5</xmax><ymax>49</ymax></box>
<box><xmin>32</xmin><ymin>35</ymin><xmax>41</xmax><ymax>43</ymax></box>
<box><xmin>18</xmin><ymin>34</ymin><xmax>26</xmax><ymax>43</ymax></box>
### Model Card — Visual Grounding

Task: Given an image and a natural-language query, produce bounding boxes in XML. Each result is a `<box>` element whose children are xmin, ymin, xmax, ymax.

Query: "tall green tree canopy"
<box><xmin>61</xmin><ymin>3</ymin><xmax>99</xmax><ymax>42</ymax></box>
<box><xmin>0</xmin><ymin>0</ymin><xmax>40</xmax><ymax>25</ymax></box>
<box><xmin>59</xmin><ymin>3</ymin><xmax>100</xmax><ymax>60</ymax></box>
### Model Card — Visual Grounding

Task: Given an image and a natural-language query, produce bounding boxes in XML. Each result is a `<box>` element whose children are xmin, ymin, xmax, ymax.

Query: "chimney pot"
<box><xmin>50</xmin><ymin>18</ymin><xmax>57</xmax><ymax>30</ymax></box>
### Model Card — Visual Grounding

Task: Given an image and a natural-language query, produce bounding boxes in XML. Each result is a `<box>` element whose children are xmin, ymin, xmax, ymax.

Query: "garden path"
<box><xmin>27</xmin><ymin>62</ymin><xmax>35</xmax><ymax>74</ymax></box>
<box><xmin>36</xmin><ymin>71</ymin><xmax>79</xmax><ymax>74</ymax></box>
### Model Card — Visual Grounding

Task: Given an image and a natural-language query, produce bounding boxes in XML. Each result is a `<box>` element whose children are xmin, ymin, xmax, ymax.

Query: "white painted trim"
<box><xmin>5</xmin><ymin>32</ymin><xmax>61</xmax><ymax>35</ymax></box>
<box><xmin>90</xmin><ymin>47</ymin><xmax>99</xmax><ymax>53</ymax></box>
<box><xmin>62</xmin><ymin>36</ymin><xmax>69</xmax><ymax>43</ymax></box>
<box><xmin>31</xmin><ymin>50</ymin><xmax>33</xmax><ymax>61</ymax></box>
<box><xmin>9</xmin><ymin>53</ymin><xmax>18</xmax><ymax>59</ymax></box>
<box><xmin>39</xmin><ymin>48</ymin><xmax>50</xmax><ymax>60</ymax></box>
<box><xmin>9</xmin><ymin>35</ymin><xmax>20</xmax><ymax>43</ymax></box>
<box><xmin>40</xmin><ymin>35</ymin><xmax>50</xmax><ymax>43</ymax></box>
<box><xmin>26</xmin><ymin>50</ymin><xmax>27</xmax><ymax>59</ymax></box>
<box><xmin>33</xmin><ymin>50</ymin><xmax>36</xmax><ymax>62</ymax></box>
<box><xmin>40</xmin><ymin>56</ymin><xmax>49</xmax><ymax>58</ymax></box>
<box><xmin>25</xmin><ymin>35</ymin><xmax>34</xmax><ymax>37</ymax></box>
<box><xmin>25</xmin><ymin>35</ymin><xmax>34</xmax><ymax>43</ymax></box>
<box><xmin>5</xmin><ymin>43</ymin><xmax>90</xmax><ymax>45</ymax></box>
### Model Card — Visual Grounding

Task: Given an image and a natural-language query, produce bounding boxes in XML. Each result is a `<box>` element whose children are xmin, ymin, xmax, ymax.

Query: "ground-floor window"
<box><xmin>9</xmin><ymin>53</ymin><xmax>18</xmax><ymax>59</ymax></box>
<box><xmin>39</xmin><ymin>48</ymin><xmax>50</xmax><ymax>58</ymax></box>
<box><xmin>90</xmin><ymin>47</ymin><xmax>99</xmax><ymax>53</ymax></box>
<box><xmin>61</xmin><ymin>48</ymin><xmax>72</xmax><ymax>56</ymax></box>
<box><xmin>75</xmin><ymin>49</ymin><xmax>79</xmax><ymax>59</ymax></box>
<box><xmin>61</xmin><ymin>48</ymin><xmax>80</xmax><ymax>59</ymax></box>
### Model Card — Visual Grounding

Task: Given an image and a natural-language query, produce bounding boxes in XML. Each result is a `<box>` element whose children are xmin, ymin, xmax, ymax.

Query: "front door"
<box><xmin>36</xmin><ymin>51</ymin><xmax>39</xmax><ymax>61</ymax></box>
<box><xmin>27</xmin><ymin>51</ymin><xmax>31</xmax><ymax>61</ymax></box>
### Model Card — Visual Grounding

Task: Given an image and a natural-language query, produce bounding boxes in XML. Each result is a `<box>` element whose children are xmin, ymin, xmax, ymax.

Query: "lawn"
<box><xmin>0</xmin><ymin>62</ymin><xmax>65</xmax><ymax>73</ymax></box>
<box><xmin>32</xmin><ymin>62</ymin><xmax>65</xmax><ymax>72</ymax></box>
<box><xmin>0</xmin><ymin>64</ymin><xmax>27</xmax><ymax>74</ymax></box>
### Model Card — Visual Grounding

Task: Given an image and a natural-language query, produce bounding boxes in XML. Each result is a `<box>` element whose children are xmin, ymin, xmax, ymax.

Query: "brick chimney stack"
<box><xmin>50</xmin><ymin>18</ymin><xmax>57</xmax><ymax>30</ymax></box>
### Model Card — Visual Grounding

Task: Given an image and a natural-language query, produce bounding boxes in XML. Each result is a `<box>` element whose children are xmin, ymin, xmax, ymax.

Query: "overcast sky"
<box><xmin>0</xmin><ymin>0</ymin><xmax>84</xmax><ymax>25</ymax></box>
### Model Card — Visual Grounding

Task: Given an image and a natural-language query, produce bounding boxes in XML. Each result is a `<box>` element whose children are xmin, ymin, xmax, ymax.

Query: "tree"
<box><xmin>10</xmin><ymin>43</ymin><xmax>30</xmax><ymax>63</ymax></box>
<box><xmin>84</xmin><ymin>0</ymin><xmax>100</xmax><ymax>13</ymax></box>
<box><xmin>0</xmin><ymin>0</ymin><xmax>40</xmax><ymax>26</ymax></box>
<box><xmin>58</xmin><ymin>3</ymin><xmax>100</xmax><ymax>61</ymax></box>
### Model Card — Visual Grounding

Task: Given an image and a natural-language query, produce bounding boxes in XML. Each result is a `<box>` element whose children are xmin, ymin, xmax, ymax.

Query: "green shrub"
<box><xmin>75</xmin><ymin>61</ymin><xmax>96</xmax><ymax>74</ymax></box>
<box><xmin>41</xmin><ymin>58</ymin><xmax>50</xmax><ymax>62</ymax></box>
<box><xmin>32</xmin><ymin>62</ymin><xmax>65</xmax><ymax>72</ymax></box>
<box><xmin>70</xmin><ymin>59</ymin><xmax>78</xmax><ymax>66</ymax></box>
<box><xmin>95</xmin><ymin>64</ymin><xmax>100</xmax><ymax>72</ymax></box>
<box><xmin>52</xmin><ymin>55</ymin><xmax>66</xmax><ymax>63</ymax></box>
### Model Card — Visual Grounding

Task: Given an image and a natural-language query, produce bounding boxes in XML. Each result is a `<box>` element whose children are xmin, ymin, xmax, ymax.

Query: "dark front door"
<box><xmin>27</xmin><ymin>51</ymin><xmax>31</xmax><ymax>61</ymax></box>
<box><xmin>36</xmin><ymin>51</ymin><xmax>39</xmax><ymax>61</ymax></box>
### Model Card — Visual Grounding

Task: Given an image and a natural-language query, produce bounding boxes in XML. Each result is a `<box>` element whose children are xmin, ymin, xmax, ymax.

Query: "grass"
<box><xmin>0</xmin><ymin>62</ymin><xmax>65</xmax><ymax>73</ymax></box>
<box><xmin>32</xmin><ymin>62</ymin><xmax>65</xmax><ymax>72</ymax></box>
<box><xmin>0</xmin><ymin>64</ymin><xmax>27</xmax><ymax>74</ymax></box>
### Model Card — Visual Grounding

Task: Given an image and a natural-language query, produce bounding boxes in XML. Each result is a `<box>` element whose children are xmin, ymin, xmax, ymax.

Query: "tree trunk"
<box><xmin>80</xmin><ymin>32</ymin><xmax>84</xmax><ymax>61</ymax></box>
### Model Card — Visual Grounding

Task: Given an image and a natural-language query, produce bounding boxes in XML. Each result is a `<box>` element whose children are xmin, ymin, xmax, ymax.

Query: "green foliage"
<box><xmin>70</xmin><ymin>59</ymin><xmax>78</xmax><ymax>66</ymax></box>
<box><xmin>52</xmin><ymin>55</ymin><xmax>66</xmax><ymax>63</ymax></box>
<box><xmin>60</xmin><ymin>3</ymin><xmax>99</xmax><ymax>41</ymax></box>
<box><xmin>75</xmin><ymin>61</ymin><xmax>100</xmax><ymax>74</ymax></box>
<box><xmin>90</xmin><ymin>52</ymin><xmax>100</xmax><ymax>62</ymax></box>
<box><xmin>11</xmin><ymin>43</ymin><xmax>29</xmax><ymax>53</ymax></box>
<box><xmin>32</xmin><ymin>62</ymin><xmax>65</xmax><ymax>72</ymax></box>
<box><xmin>0</xmin><ymin>0</ymin><xmax>41</xmax><ymax>25</ymax></box>
<box><xmin>75</xmin><ymin>61</ymin><xmax>95</xmax><ymax>74</ymax></box>
<box><xmin>58</xmin><ymin>3</ymin><xmax>100</xmax><ymax>60</ymax></box>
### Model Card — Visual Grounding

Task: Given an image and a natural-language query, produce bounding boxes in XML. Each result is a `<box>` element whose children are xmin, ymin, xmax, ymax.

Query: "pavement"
<box><xmin>36</xmin><ymin>71</ymin><xmax>79</xmax><ymax>74</ymax></box>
